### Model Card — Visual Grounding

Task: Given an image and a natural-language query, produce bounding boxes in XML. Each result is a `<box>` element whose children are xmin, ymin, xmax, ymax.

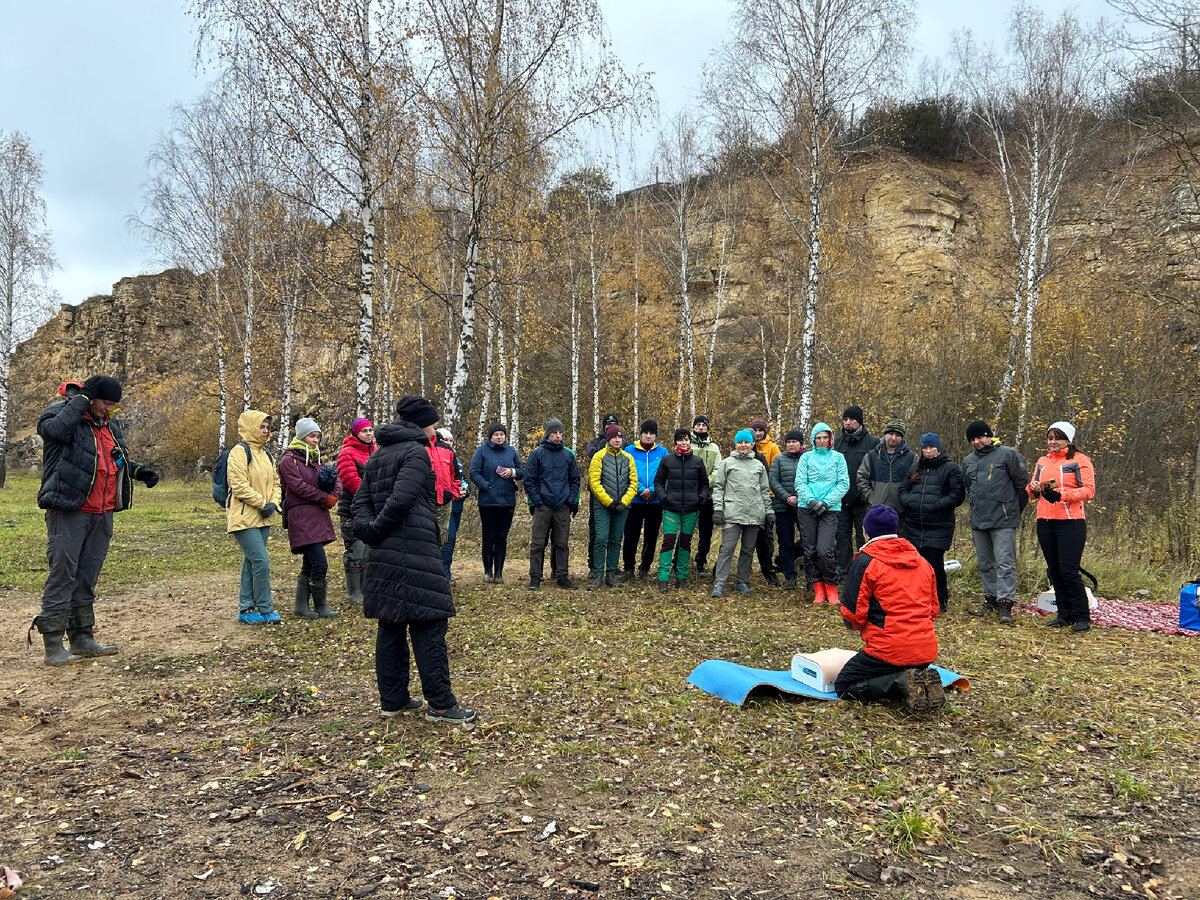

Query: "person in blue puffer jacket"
<box><xmin>469</xmin><ymin>423</ymin><xmax>524</xmax><ymax>583</ymax></box>
<box><xmin>623</xmin><ymin>420</ymin><xmax>669</xmax><ymax>578</ymax></box>
<box><xmin>794</xmin><ymin>422</ymin><xmax>850</xmax><ymax>606</ymax></box>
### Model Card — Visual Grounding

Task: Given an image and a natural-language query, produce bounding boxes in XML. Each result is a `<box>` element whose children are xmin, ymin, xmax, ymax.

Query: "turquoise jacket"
<box><xmin>794</xmin><ymin>422</ymin><xmax>850</xmax><ymax>511</ymax></box>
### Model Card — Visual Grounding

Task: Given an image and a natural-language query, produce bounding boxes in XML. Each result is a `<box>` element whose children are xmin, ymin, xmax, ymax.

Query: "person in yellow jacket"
<box><xmin>750</xmin><ymin>416</ymin><xmax>782</xmax><ymax>586</ymax></box>
<box><xmin>587</xmin><ymin>425</ymin><xmax>638</xmax><ymax>590</ymax></box>
<box><xmin>226</xmin><ymin>410</ymin><xmax>283</xmax><ymax>624</ymax></box>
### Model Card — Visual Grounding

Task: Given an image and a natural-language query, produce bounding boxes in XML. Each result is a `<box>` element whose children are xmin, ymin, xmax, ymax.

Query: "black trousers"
<box><xmin>1038</xmin><ymin>518</ymin><xmax>1088</xmax><ymax>623</ymax></box>
<box><xmin>375</xmin><ymin>618</ymin><xmax>456</xmax><ymax>712</ymax></box>
<box><xmin>298</xmin><ymin>542</ymin><xmax>329</xmax><ymax>582</ymax></box>
<box><xmin>479</xmin><ymin>506</ymin><xmax>515</xmax><ymax>577</ymax></box>
<box><xmin>835</xmin><ymin>650</ymin><xmax>928</xmax><ymax>702</ymax></box>
<box><xmin>916</xmin><ymin>545</ymin><xmax>947</xmax><ymax>611</ymax></box>
<box><xmin>694</xmin><ymin>500</ymin><xmax>715</xmax><ymax>570</ymax></box>
<box><xmin>836</xmin><ymin>499</ymin><xmax>869</xmax><ymax>583</ymax></box>
<box><xmin>774</xmin><ymin>507</ymin><xmax>802</xmax><ymax>580</ymax></box>
<box><xmin>623</xmin><ymin>504</ymin><xmax>663</xmax><ymax>574</ymax></box>
<box><xmin>587</xmin><ymin>501</ymin><xmax>598</xmax><ymax>573</ymax></box>
<box><xmin>530</xmin><ymin>505</ymin><xmax>571</xmax><ymax>579</ymax></box>
<box><xmin>755</xmin><ymin>521</ymin><xmax>777</xmax><ymax>577</ymax></box>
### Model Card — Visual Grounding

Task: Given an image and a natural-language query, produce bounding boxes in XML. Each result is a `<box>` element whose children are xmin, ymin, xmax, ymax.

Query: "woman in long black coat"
<box><xmin>898</xmin><ymin>433</ymin><xmax>966</xmax><ymax>612</ymax></box>
<box><xmin>353</xmin><ymin>396</ymin><xmax>475</xmax><ymax>724</ymax></box>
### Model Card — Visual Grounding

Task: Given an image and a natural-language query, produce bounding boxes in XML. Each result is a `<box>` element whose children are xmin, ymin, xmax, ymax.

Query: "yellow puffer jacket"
<box><xmin>226</xmin><ymin>410</ymin><xmax>282</xmax><ymax>533</ymax></box>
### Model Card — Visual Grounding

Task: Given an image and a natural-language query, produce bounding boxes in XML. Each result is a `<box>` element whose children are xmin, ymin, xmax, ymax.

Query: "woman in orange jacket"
<box><xmin>1027</xmin><ymin>421</ymin><xmax>1096</xmax><ymax>633</ymax></box>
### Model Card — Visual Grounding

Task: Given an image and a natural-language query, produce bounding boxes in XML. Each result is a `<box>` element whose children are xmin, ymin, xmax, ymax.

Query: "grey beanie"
<box><xmin>544</xmin><ymin>418</ymin><xmax>565</xmax><ymax>436</ymax></box>
<box><xmin>294</xmin><ymin>417</ymin><xmax>321</xmax><ymax>440</ymax></box>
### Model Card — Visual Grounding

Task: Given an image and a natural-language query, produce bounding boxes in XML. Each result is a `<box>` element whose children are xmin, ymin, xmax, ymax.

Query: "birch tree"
<box><xmin>956</xmin><ymin>5</ymin><xmax>1111</xmax><ymax>444</ymax></box>
<box><xmin>193</xmin><ymin>0</ymin><xmax>413</xmax><ymax>417</ymax></box>
<box><xmin>412</xmin><ymin>0</ymin><xmax>645</xmax><ymax>433</ymax></box>
<box><xmin>0</xmin><ymin>132</ymin><xmax>56</xmax><ymax>488</ymax></box>
<box><xmin>707</xmin><ymin>0</ymin><xmax>912</xmax><ymax>431</ymax></box>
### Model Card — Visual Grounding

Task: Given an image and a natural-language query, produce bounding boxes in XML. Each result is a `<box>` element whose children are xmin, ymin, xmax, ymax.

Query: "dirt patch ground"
<box><xmin>1</xmin><ymin>567</ymin><xmax>1197</xmax><ymax>899</ymax></box>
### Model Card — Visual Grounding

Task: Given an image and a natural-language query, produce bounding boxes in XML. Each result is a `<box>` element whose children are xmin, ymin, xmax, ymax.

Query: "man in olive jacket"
<box><xmin>34</xmin><ymin>376</ymin><xmax>159</xmax><ymax>666</ymax></box>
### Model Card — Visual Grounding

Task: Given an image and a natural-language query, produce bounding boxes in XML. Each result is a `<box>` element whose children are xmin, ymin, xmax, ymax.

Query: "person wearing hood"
<box><xmin>524</xmin><ymin>418</ymin><xmax>581</xmax><ymax>591</ymax></box>
<box><xmin>768</xmin><ymin>428</ymin><xmax>808</xmax><ymax>590</ymax></box>
<box><xmin>653</xmin><ymin>428</ymin><xmax>710</xmax><ymax>591</ymax></box>
<box><xmin>1028</xmin><ymin>421</ymin><xmax>1096</xmax><ymax>633</ymax></box>
<box><xmin>690</xmin><ymin>415</ymin><xmax>721</xmax><ymax>577</ymax></box>
<box><xmin>623</xmin><ymin>420</ymin><xmax>669</xmax><ymax>579</ymax></box>
<box><xmin>834</xmin><ymin>505</ymin><xmax>945</xmax><ymax>714</ymax></box>
<box><xmin>33</xmin><ymin>375</ymin><xmax>160</xmax><ymax>665</ymax></box>
<box><xmin>856</xmin><ymin>418</ymin><xmax>916</xmax><ymax>532</ymax></box>
<box><xmin>427</xmin><ymin>423</ymin><xmax>463</xmax><ymax>565</ymax></box>
<box><xmin>710</xmin><ymin>430</ymin><xmax>773</xmax><ymax>597</ymax></box>
<box><xmin>587</xmin><ymin>425</ymin><xmax>638</xmax><ymax>590</ymax></box>
<box><xmin>337</xmin><ymin>417</ymin><xmax>376</xmax><ymax>604</ymax></box>
<box><xmin>962</xmin><ymin>420</ymin><xmax>1029</xmax><ymax>625</ymax></box>
<box><xmin>435</xmin><ymin>428</ymin><xmax>469</xmax><ymax>582</ymax></box>
<box><xmin>899</xmin><ymin>434</ymin><xmax>965</xmax><ymax>612</ymax></box>
<box><xmin>353</xmin><ymin>396</ymin><xmax>475</xmax><ymax>724</ymax></box>
<box><xmin>226</xmin><ymin>409</ymin><xmax>282</xmax><ymax>625</ymax></box>
<box><xmin>585</xmin><ymin>413</ymin><xmax>620</xmax><ymax>576</ymax></box>
<box><xmin>749</xmin><ymin>417</ymin><xmax>782</xmax><ymax>586</ymax></box>
<box><xmin>794</xmin><ymin>422</ymin><xmax>849</xmax><ymax>604</ymax></box>
<box><xmin>469</xmin><ymin>423</ymin><xmax>524</xmax><ymax>583</ymax></box>
<box><xmin>834</xmin><ymin>405</ymin><xmax>880</xmax><ymax>582</ymax></box>
<box><xmin>279</xmin><ymin>418</ymin><xmax>343</xmax><ymax>619</ymax></box>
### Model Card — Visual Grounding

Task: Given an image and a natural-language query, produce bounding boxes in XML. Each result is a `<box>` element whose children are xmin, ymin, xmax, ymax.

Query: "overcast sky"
<box><xmin>1</xmin><ymin>0</ymin><xmax>1113</xmax><ymax>311</ymax></box>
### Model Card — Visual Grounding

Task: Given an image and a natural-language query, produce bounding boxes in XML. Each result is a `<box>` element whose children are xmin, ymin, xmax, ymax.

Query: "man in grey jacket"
<box><xmin>856</xmin><ymin>418</ymin><xmax>916</xmax><ymax>531</ymax></box>
<box><xmin>961</xmin><ymin>420</ymin><xmax>1029</xmax><ymax>625</ymax></box>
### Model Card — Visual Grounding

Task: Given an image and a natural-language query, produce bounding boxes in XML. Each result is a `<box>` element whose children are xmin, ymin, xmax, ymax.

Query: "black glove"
<box><xmin>568</xmin><ymin>500</ymin><xmax>579</xmax><ymax>516</ymax></box>
<box><xmin>610</xmin><ymin>502</ymin><xmax>625</xmax><ymax>513</ymax></box>
<box><xmin>765</xmin><ymin>513</ymin><xmax>776</xmax><ymax>528</ymax></box>
<box><xmin>317</xmin><ymin>463</ymin><xmax>338</xmax><ymax>490</ymax></box>
<box><xmin>814</xmin><ymin>501</ymin><xmax>829</xmax><ymax>516</ymax></box>
<box><xmin>442</xmin><ymin>490</ymin><xmax>455</xmax><ymax>505</ymax></box>
<box><xmin>80</xmin><ymin>375</ymin><xmax>108</xmax><ymax>400</ymax></box>
<box><xmin>807</xmin><ymin>498</ymin><xmax>821</xmax><ymax>511</ymax></box>
<box><xmin>260</xmin><ymin>502</ymin><xmax>277</xmax><ymax>517</ymax></box>
<box><xmin>712</xmin><ymin>510</ymin><xmax>725</xmax><ymax>526</ymax></box>
<box><xmin>1041</xmin><ymin>486</ymin><xmax>1061</xmax><ymax>503</ymax></box>
<box><xmin>135</xmin><ymin>466</ymin><xmax>159</xmax><ymax>488</ymax></box>
<box><xmin>354</xmin><ymin>523</ymin><xmax>380</xmax><ymax>545</ymax></box>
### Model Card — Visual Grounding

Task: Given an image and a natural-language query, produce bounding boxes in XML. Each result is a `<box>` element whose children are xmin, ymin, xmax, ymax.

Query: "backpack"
<box><xmin>212</xmin><ymin>442</ymin><xmax>253</xmax><ymax>507</ymax></box>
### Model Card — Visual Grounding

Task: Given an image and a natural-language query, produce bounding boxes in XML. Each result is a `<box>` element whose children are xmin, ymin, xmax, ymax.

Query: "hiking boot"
<box><xmin>556</xmin><ymin>576</ymin><xmax>578</xmax><ymax>590</ymax></box>
<box><xmin>694</xmin><ymin>566</ymin><xmax>709</xmax><ymax>579</ymax></box>
<box><xmin>310</xmin><ymin>579</ymin><xmax>339</xmax><ymax>618</ymax></box>
<box><xmin>483</xmin><ymin>574</ymin><xmax>494</xmax><ymax>583</ymax></box>
<box><xmin>967</xmin><ymin>595</ymin><xmax>998</xmax><ymax>617</ymax></box>
<box><xmin>344</xmin><ymin>562</ymin><xmax>364</xmax><ymax>604</ymax></box>
<box><xmin>785</xmin><ymin>577</ymin><xmax>798</xmax><ymax>591</ymax></box>
<box><xmin>527</xmin><ymin>577</ymin><xmax>542</xmax><ymax>592</ymax></box>
<box><xmin>711</xmin><ymin>584</ymin><xmax>725</xmax><ymax>598</ymax></box>
<box><xmin>293</xmin><ymin>575</ymin><xmax>318</xmax><ymax>620</ymax></box>
<box><xmin>734</xmin><ymin>582</ymin><xmax>752</xmax><ymax>594</ymax></box>
<box><xmin>901</xmin><ymin>667</ymin><xmax>946</xmax><ymax>715</ymax></box>
<box><xmin>588</xmin><ymin>574</ymin><xmax>605</xmax><ymax>591</ymax></box>
<box><xmin>658</xmin><ymin>579</ymin><xmax>670</xmax><ymax>593</ymax></box>
<box><xmin>617</xmin><ymin>569</ymin><xmax>633</xmax><ymax>583</ymax></box>
<box><xmin>605</xmin><ymin>572</ymin><xmax>618</xmax><ymax>587</ymax></box>
<box><xmin>1045</xmin><ymin>617</ymin><xmax>1070</xmax><ymax>628</ymax></box>
<box><xmin>997</xmin><ymin>600</ymin><xmax>1015</xmax><ymax>626</ymax></box>
<box><xmin>492</xmin><ymin>574</ymin><xmax>505</xmax><ymax>584</ymax></box>
<box><xmin>1072</xmin><ymin>622</ymin><xmax>1092</xmax><ymax>634</ymax></box>
<box><xmin>637</xmin><ymin>569</ymin><xmax>650</xmax><ymax>580</ymax></box>
<box><xmin>382</xmin><ymin>699</ymin><xmax>425</xmax><ymax>717</ymax></box>
<box><xmin>765</xmin><ymin>573</ymin><xmax>782</xmax><ymax>588</ymax></box>
<box><xmin>426</xmin><ymin>705</ymin><xmax>477</xmax><ymax>724</ymax></box>
<box><xmin>238</xmin><ymin>611</ymin><xmax>266</xmax><ymax>625</ymax></box>
<box><xmin>675</xmin><ymin>577</ymin><xmax>688</xmax><ymax>590</ymax></box>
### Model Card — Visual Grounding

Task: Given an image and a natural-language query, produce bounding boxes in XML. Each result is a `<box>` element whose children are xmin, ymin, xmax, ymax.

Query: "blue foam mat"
<box><xmin>687</xmin><ymin>659</ymin><xmax>970</xmax><ymax>706</ymax></box>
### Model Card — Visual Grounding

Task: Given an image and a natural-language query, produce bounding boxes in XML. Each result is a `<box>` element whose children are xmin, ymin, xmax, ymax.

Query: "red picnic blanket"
<box><xmin>1017</xmin><ymin>598</ymin><xmax>1199</xmax><ymax>636</ymax></box>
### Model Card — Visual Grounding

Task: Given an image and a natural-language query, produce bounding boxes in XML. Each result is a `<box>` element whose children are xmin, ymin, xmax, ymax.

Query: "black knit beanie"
<box><xmin>488</xmin><ymin>422</ymin><xmax>507</xmax><ymax>439</ymax></box>
<box><xmin>785</xmin><ymin>428</ymin><xmax>805</xmax><ymax>443</ymax></box>
<box><xmin>843</xmin><ymin>406</ymin><xmax>864</xmax><ymax>425</ymax></box>
<box><xmin>693</xmin><ymin>415</ymin><xmax>709</xmax><ymax>427</ymax></box>
<box><xmin>395</xmin><ymin>396</ymin><xmax>439</xmax><ymax>428</ymax></box>
<box><xmin>640</xmin><ymin>419</ymin><xmax>658</xmax><ymax>436</ymax></box>
<box><xmin>965</xmin><ymin>420</ymin><xmax>993</xmax><ymax>441</ymax></box>
<box><xmin>673</xmin><ymin>428</ymin><xmax>691</xmax><ymax>443</ymax></box>
<box><xmin>87</xmin><ymin>375</ymin><xmax>123</xmax><ymax>402</ymax></box>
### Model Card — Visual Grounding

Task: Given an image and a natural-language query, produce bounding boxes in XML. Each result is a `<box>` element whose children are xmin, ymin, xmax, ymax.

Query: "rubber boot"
<box><xmin>825</xmin><ymin>583</ymin><xmax>840</xmax><ymax>606</ymax></box>
<box><xmin>310</xmin><ymin>579</ymin><xmax>339</xmax><ymax>618</ymax></box>
<box><xmin>33</xmin><ymin>612</ymin><xmax>80</xmax><ymax>666</ymax></box>
<box><xmin>293</xmin><ymin>575</ymin><xmax>318</xmax><ymax>620</ymax></box>
<box><xmin>344</xmin><ymin>562</ymin><xmax>364</xmax><ymax>604</ymax></box>
<box><xmin>997</xmin><ymin>599</ymin><xmax>1015</xmax><ymax>626</ymax></box>
<box><xmin>967</xmin><ymin>594</ymin><xmax>998</xmax><ymax>617</ymax></box>
<box><xmin>67</xmin><ymin>606</ymin><xmax>117</xmax><ymax>657</ymax></box>
<box><xmin>812</xmin><ymin>582</ymin><xmax>827</xmax><ymax>605</ymax></box>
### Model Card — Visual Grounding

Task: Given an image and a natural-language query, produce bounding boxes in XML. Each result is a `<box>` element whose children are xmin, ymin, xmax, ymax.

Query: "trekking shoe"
<box><xmin>967</xmin><ymin>595</ymin><xmax>998</xmax><ymax>617</ymax></box>
<box><xmin>493</xmin><ymin>574</ymin><xmax>505</xmax><ymax>584</ymax></box>
<box><xmin>694</xmin><ymin>566</ymin><xmax>709</xmax><ymax>579</ymax></box>
<box><xmin>711</xmin><ymin>584</ymin><xmax>725</xmax><ymax>598</ymax></box>
<box><xmin>765</xmin><ymin>573</ymin><xmax>782</xmax><ymax>588</ymax></box>
<box><xmin>675</xmin><ymin>577</ymin><xmax>688</xmax><ymax>590</ymax></box>
<box><xmin>426</xmin><ymin>705</ymin><xmax>477</xmax><ymax>724</ymax></box>
<box><xmin>1072</xmin><ymin>622</ymin><xmax>1092</xmax><ymax>634</ymax></box>
<box><xmin>637</xmin><ymin>569</ymin><xmax>650</xmax><ymax>580</ymax></box>
<box><xmin>483</xmin><ymin>574</ymin><xmax>494</xmax><ymax>583</ymax></box>
<box><xmin>901</xmin><ymin>667</ymin><xmax>946</xmax><ymax>715</ymax></box>
<box><xmin>605</xmin><ymin>572</ymin><xmax>618</xmax><ymax>587</ymax></box>
<box><xmin>238</xmin><ymin>611</ymin><xmax>265</xmax><ymax>625</ymax></box>
<box><xmin>588</xmin><ymin>574</ymin><xmax>605</xmax><ymax>591</ymax></box>
<box><xmin>734</xmin><ymin>582</ymin><xmax>752</xmax><ymax>594</ymax></box>
<box><xmin>556</xmin><ymin>576</ymin><xmax>578</xmax><ymax>590</ymax></box>
<box><xmin>785</xmin><ymin>577</ymin><xmax>798</xmax><ymax>591</ymax></box>
<box><xmin>658</xmin><ymin>579</ymin><xmax>670</xmax><ymax>593</ymax></box>
<box><xmin>261</xmin><ymin>611</ymin><xmax>283</xmax><ymax>624</ymax></box>
<box><xmin>1045</xmin><ymin>617</ymin><xmax>1070</xmax><ymax>628</ymax></box>
<box><xmin>997</xmin><ymin>601</ymin><xmax>1015</xmax><ymax>626</ymax></box>
<box><xmin>382</xmin><ymin>699</ymin><xmax>425</xmax><ymax>717</ymax></box>
<box><xmin>527</xmin><ymin>578</ymin><xmax>541</xmax><ymax>592</ymax></box>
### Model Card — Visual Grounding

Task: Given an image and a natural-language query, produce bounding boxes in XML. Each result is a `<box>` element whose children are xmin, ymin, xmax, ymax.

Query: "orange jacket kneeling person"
<box><xmin>834</xmin><ymin>504</ymin><xmax>946</xmax><ymax>713</ymax></box>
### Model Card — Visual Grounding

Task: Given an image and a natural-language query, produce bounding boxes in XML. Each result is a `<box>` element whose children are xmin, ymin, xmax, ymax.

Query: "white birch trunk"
<box><xmin>511</xmin><ymin>282</ymin><xmax>522</xmax><ymax>443</ymax></box>
<box><xmin>445</xmin><ymin>229</ymin><xmax>478</xmax><ymax>431</ymax></box>
<box><xmin>417</xmin><ymin>292</ymin><xmax>426</xmax><ymax>397</ymax></box>
<box><xmin>354</xmin><ymin>3</ymin><xmax>376</xmax><ymax>418</ymax></box>
<box><xmin>797</xmin><ymin>144</ymin><xmax>822</xmax><ymax>434</ymax></box>
<box><xmin>496</xmin><ymin>283</ymin><xmax>508</xmax><ymax>428</ymax></box>
<box><xmin>278</xmin><ymin>252</ymin><xmax>300</xmax><ymax>455</ymax></box>
<box><xmin>570</xmin><ymin>283</ymin><xmax>580</xmax><ymax>448</ymax></box>
<box><xmin>589</xmin><ymin>208</ymin><xmax>600</xmax><ymax>435</ymax></box>
<box><xmin>242</xmin><ymin>252</ymin><xmax>254</xmax><ymax>412</ymax></box>
<box><xmin>475</xmin><ymin>313</ymin><xmax>493</xmax><ymax>444</ymax></box>
<box><xmin>0</xmin><ymin>261</ymin><xmax>11</xmax><ymax>485</ymax></box>
<box><xmin>759</xmin><ymin>322</ymin><xmax>772</xmax><ymax>423</ymax></box>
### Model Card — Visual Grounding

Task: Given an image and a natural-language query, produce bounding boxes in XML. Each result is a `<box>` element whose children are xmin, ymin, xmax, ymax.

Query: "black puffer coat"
<box><xmin>653</xmin><ymin>450</ymin><xmax>709</xmax><ymax>513</ymax></box>
<box><xmin>37</xmin><ymin>395</ymin><xmax>142</xmax><ymax>512</ymax></box>
<box><xmin>898</xmin><ymin>452</ymin><xmax>966</xmax><ymax>550</ymax></box>
<box><xmin>352</xmin><ymin>419</ymin><xmax>454</xmax><ymax>623</ymax></box>
<box><xmin>834</xmin><ymin>426</ymin><xmax>879</xmax><ymax>507</ymax></box>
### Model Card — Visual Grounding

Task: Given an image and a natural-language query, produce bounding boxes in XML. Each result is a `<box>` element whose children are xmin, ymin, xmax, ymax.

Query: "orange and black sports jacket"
<box><xmin>841</xmin><ymin>536</ymin><xmax>940</xmax><ymax>666</ymax></box>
